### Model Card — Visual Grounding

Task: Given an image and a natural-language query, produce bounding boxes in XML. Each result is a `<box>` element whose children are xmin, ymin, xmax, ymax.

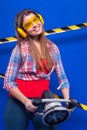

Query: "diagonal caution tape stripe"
<box><xmin>0</xmin><ymin>22</ymin><xmax>87</xmax><ymax>44</ymax></box>
<box><xmin>76</xmin><ymin>103</ymin><xmax>87</xmax><ymax>111</ymax></box>
<box><xmin>0</xmin><ymin>74</ymin><xmax>5</xmax><ymax>79</ymax></box>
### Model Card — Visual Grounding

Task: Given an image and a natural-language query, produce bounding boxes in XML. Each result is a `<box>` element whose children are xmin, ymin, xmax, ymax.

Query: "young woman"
<box><xmin>4</xmin><ymin>9</ymin><xmax>70</xmax><ymax>130</ymax></box>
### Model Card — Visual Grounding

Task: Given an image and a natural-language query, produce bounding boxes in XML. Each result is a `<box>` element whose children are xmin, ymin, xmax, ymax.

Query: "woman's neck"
<box><xmin>33</xmin><ymin>40</ymin><xmax>44</xmax><ymax>59</ymax></box>
<box><xmin>30</xmin><ymin>35</ymin><xmax>39</xmax><ymax>41</ymax></box>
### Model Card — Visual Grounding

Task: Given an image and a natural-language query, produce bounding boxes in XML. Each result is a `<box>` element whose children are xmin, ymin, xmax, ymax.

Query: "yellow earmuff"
<box><xmin>37</xmin><ymin>14</ymin><xmax>44</xmax><ymax>25</ymax></box>
<box><xmin>17</xmin><ymin>13</ymin><xmax>44</xmax><ymax>38</ymax></box>
<box><xmin>17</xmin><ymin>28</ymin><xmax>28</xmax><ymax>38</ymax></box>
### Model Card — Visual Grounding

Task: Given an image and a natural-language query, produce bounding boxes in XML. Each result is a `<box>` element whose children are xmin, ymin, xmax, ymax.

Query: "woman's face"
<box><xmin>23</xmin><ymin>13</ymin><xmax>43</xmax><ymax>37</ymax></box>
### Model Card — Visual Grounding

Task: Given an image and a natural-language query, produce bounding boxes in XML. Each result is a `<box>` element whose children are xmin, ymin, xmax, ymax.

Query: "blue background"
<box><xmin>0</xmin><ymin>0</ymin><xmax>87</xmax><ymax>130</ymax></box>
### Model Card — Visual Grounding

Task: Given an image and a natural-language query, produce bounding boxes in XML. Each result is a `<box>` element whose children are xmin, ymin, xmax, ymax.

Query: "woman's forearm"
<box><xmin>9</xmin><ymin>87</ymin><xmax>29</xmax><ymax>105</ymax></box>
<box><xmin>61</xmin><ymin>87</ymin><xmax>70</xmax><ymax>99</ymax></box>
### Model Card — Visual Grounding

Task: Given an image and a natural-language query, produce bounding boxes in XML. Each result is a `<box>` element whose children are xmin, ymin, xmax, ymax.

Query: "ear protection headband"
<box><xmin>17</xmin><ymin>13</ymin><xmax>44</xmax><ymax>38</ymax></box>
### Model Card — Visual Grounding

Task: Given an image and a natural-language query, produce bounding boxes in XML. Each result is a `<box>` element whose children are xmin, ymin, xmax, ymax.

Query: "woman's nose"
<box><xmin>32</xmin><ymin>22</ymin><xmax>37</xmax><ymax>27</ymax></box>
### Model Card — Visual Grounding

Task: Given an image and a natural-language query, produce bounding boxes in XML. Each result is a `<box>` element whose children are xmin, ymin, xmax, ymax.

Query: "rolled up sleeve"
<box><xmin>3</xmin><ymin>45</ymin><xmax>20</xmax><ymax>91</ymax></box>
<box><xmin>53</xmin><ymin>45</ymin><xmax>70</xmax><ymax>90</ymax></box>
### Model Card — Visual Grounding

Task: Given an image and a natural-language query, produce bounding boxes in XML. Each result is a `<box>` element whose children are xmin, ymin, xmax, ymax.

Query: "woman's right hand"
<box><xmin>25</xmin><ymin>99</ymin><xmax>38</xmax><ymax>112</ymax></box>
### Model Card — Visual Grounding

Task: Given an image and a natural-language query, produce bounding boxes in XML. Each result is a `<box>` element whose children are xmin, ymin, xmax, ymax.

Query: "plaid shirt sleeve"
<box><xmin>52</xmin><ymin>44</ymin><xmax>70</xmax><ymax>90</ymax></box>
<box><xmin>3</xmin><ymin>45</ymin><xmax>21</xmax><ymax>91</ymax></box>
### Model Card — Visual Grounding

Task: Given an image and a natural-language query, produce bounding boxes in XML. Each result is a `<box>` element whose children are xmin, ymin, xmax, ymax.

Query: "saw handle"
<box><xmin>68</xmin><ymin>98</ymin><xmax>77</xmax><ymax>110</ymax></box>
<box><xmin>32</xmin><ymin>98</ymin><xmax>42</xmax><ymax>106</ymax></box>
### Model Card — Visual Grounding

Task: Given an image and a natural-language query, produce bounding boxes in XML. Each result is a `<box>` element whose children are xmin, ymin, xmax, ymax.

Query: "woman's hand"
<box><xmin>25</xmin><ymin>99</ymin><xmax>38</xmax><ymax>112</ymax></box>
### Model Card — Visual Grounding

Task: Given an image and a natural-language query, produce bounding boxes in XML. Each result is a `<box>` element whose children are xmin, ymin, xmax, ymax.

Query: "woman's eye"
<box><xmin>25</xmin><ymin>22</ymin><xmax>31</xmax><ymax>27</ymax></box>
<box><xmin>33</xmin><ymin>17</ymin><xmax>38</xmax><ymax>22</ymax></box>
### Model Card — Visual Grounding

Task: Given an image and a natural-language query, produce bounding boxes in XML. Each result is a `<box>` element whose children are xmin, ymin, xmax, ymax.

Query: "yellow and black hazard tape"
<box><xmin>0</xmin><ymin>73</ymin><xmax>5</xmax><ymax>79</ymax></box>
<box><xmin>76</xmin><ymin>102</ymin><xmax>87</xmax><ymax>111</ymax></box>
<box><xmin>0</xmin><ymin>22</ymin><xmax>87</xmax><ymax>44</ymax></box>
